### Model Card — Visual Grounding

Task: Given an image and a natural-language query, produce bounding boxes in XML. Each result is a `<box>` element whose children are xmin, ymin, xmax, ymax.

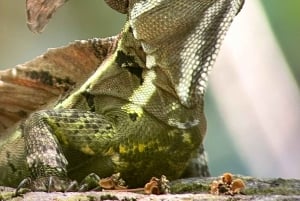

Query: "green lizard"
<box><xmin>0</xmin><ymin>0</ymin><xmax>244</xmax><ymax>191</ymax></box>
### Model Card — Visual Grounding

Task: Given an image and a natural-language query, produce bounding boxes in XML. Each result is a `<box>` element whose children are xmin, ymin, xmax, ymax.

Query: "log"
<box><xmin>1</xmin><ymin>176</ymin><xmax>299</xmax><ymax>201</ymax></box>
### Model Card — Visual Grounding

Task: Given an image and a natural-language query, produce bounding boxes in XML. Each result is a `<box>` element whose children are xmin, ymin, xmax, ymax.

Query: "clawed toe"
<box><xmin>15</xmin><ymin>177</ymin><xmax>32</xmax><ymax>196</ymax></box>
<box><xmin>15</xmin><ymin>176</ymin><xmax>77</xmax><ymax>194</ymax></box>
<box><xmin>15</xmin><ymin>173</ymin><xmax>111</xmax><ymax>195</ymax></box>
<box><xmin>78</xmin><ymin>173</ymin><xmax>101</xmax><ymax>191</ymax></box>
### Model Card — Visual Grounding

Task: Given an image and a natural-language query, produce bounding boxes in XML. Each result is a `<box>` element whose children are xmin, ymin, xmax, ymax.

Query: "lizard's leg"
<box><xmin>182</xmin><ymin>143</ymin><xmax>210</xmax><ymax>178</ymax></box>
<box><xmin>22</xmin><ymin>109</ymin><xmax>115</xmax><ymax>191</ymax></box>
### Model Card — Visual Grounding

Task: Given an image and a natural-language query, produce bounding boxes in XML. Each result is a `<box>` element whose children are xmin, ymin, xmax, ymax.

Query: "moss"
<box><xmin>170</xmin><ymin>177</ymin><xmax>213</xmax><ymax>193</ymax></box>
<box><xmin>243</xmin><ymin>178</ymin><xmax>300</xmax><ymax>195</ymax></box>
<box><xmin>170</xmin><ymin>176</ymin><xmax>300</xmax><ymax>195</ymax></box>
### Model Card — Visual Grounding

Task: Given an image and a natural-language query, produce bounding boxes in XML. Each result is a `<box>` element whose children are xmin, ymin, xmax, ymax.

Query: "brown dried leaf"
<box><xmin>99</xmin><ymin>173</ymin><xmax>127</xmax><ymax>190</ymax></box>
<box><xmin>26</xmin><ymin>0</ymin><xmax>68</xmax><ymax>33</ymax></box>
<box><xmin>144</xmin><ymin>177</ymin><xmax>160</xmax><ymax>195</ymax></box>
<box><xmin>231</xmin><ymin>179</ymin><xmax>246</xmax><ymax>194</ymax></box>
<box><xmin>222</xmin><ymin>172</ymin><xmax>233</xmax><ymax>185</ymax></box>
<box><xmin>210</xmin><ymin>172</ymin><xmax>246</xmax><ymax>196</ymax></box>
<box><xmin>144</xmin><ymin>175</ymin><xmax>170</xmax><ymax>195</ymax></box>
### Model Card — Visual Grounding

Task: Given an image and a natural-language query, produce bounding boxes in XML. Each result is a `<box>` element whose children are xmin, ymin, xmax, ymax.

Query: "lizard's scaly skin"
<box><xmin>0</xmin><ymin>0</ymin><xmax>244</xmax><ymax>190</ymax></box>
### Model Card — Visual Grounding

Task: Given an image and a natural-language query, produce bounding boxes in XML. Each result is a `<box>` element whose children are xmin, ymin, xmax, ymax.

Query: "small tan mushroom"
<box><xmin>222</xmin><ymin>172</ymin><xmax>233</xmax><ymax>185</ymax></box>
<box><xmin>231</xmin><ymin>178</ymin><xmax>246</xmax><ymax>194</ymax></box>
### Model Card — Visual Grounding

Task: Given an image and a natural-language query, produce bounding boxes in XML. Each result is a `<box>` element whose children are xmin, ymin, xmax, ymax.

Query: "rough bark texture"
<box><xmin>1</xmin><ymin>176</ymin><xmax>299</xmax><ymax>201</ymax></box>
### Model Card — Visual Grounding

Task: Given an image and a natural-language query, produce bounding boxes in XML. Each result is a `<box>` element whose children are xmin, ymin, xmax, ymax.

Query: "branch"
<box><xmin>1</xmin><ymin>176</ymin><xmax>299</xmax><ymax>200</ymax></box>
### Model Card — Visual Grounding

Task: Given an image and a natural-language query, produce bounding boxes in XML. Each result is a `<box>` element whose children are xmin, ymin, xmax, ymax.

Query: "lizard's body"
<box><xmin>0</xmin><ymin>0</ymin><xmax>244</xmax><ymax>190</ymax></box>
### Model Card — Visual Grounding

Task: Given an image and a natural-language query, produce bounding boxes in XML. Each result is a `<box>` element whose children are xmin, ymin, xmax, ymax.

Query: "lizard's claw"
<box><xmin>15</xmin><ymin>174</ymin><xmax>101</xmax><ymax>194</ymax></box>
<box><xmin>16</xmin><ymin>176</ymin><xmax>77</xmax><ymax>193</ymax></box>
<box><xmin>32</xmin><ymin>176</ymin><xmax>73</xmax><ymax>192</ymax></box>
<box><xmin>65</xmin><ymin>180</ymin><xmax>79</xmax><ymax>192</ymax></box>
<box><xmin>78</xmin><ymin>173</ymin><xmax>101</xmax><ymax>192</ymax></box>
<box><xmin>15</xmin><ymin>177</ymin><xmax>32</xmax><ymax>196</ymax></box>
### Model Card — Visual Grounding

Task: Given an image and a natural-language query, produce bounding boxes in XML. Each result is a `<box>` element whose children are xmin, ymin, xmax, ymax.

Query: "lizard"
<box><xmin>0</xmin><ymin>0</ymin><xmax>244</xmax><ymax>191</ymax></box>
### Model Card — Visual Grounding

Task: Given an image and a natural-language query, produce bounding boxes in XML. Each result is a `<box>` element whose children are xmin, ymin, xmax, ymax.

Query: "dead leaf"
<box><xmin>26</xmin><ymin>0</ymin><xmax>68</xmax><ymax>33</ymax></box>
<box><xmin>210</xmin><ymin>172</ymin><xmax>246</xmax><ymax>196</ymax></box>
<box><xmin>99</xmin><ymin>173</ymin><xmax>127</xmax><ymax>190</ymax></box>
<box><xmin>144</xmin><ymin>175</ymin><xmax>170</xmax><ymax>195</ymax></box>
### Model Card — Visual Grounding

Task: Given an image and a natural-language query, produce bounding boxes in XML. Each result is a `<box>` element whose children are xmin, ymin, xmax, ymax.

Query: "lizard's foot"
<box><xmin>78</xmin><ymin>173</ymin><xmax>101</xmax><ymax>191</ymax></box>
<box><xmin>76</xmin><ymin>172</ymin><xmax>126</xmax><ymax>191</ymax></box>
<box><xmin>15</xmin><ymin>174</ymin><xmax>102</xmax><ymax>194</ymax></box>
<box><xmin>16</xmin><ymin>176</ymin><xmax>78</xmax><ymax>194</ymax></box>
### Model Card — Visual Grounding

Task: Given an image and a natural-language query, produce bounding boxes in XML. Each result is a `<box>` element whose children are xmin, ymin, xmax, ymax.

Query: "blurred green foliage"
<box><xmin>261</xmin><ymin>1</ymin><xmax>300</xmax><ymax>84</ymax></box>
<box><xmin>206</xmin><ymin>1</ymin><xmax>300</xmax><ymax>177</ymax></box>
